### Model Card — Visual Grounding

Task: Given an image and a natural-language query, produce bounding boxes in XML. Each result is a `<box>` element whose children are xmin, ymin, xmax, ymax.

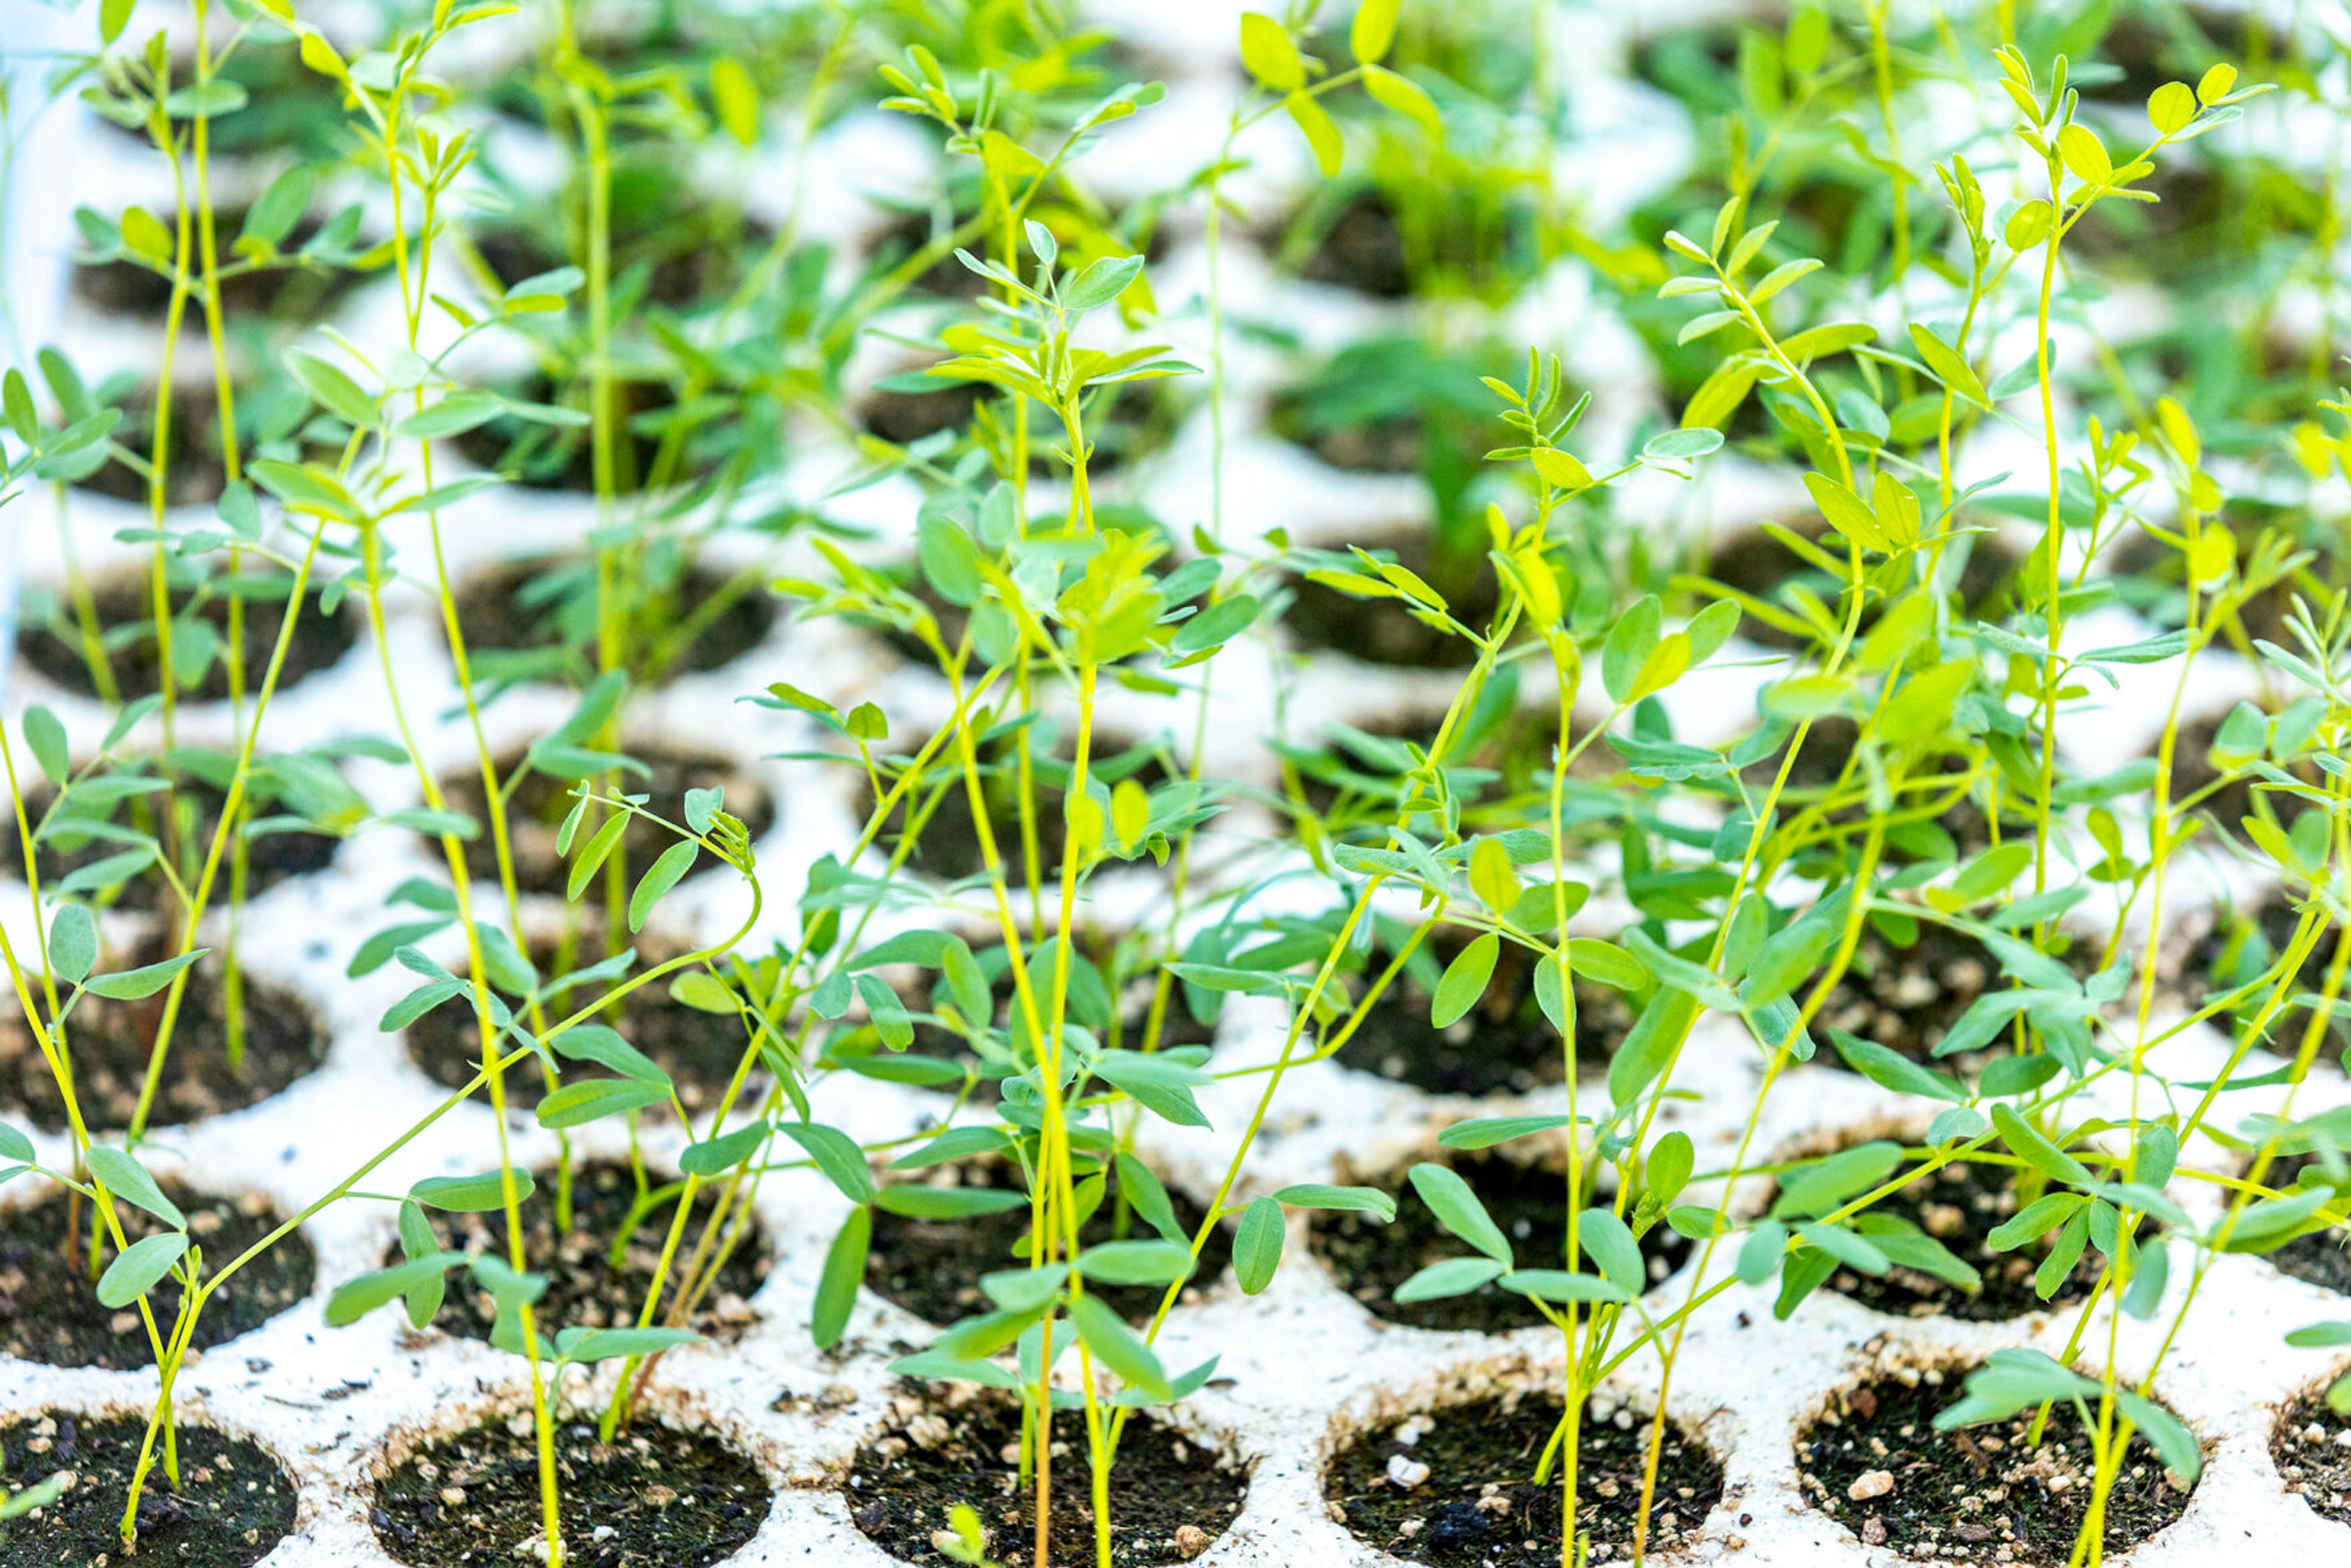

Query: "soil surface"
<box><xmin>74</xmin><ymin>212</ymin><xmax>361</xmax><ymax>322</ymax></box>
<box><xmin>867</xmin><ymin>1158</ymin><xmax>1229</xmax><ymax>1327</ymax></box>
<box><xmin>1282</xmin><ymin>538</ymin><xmax>1500</xmax><ymax>670</ymax></box>
<box><xmin>1811</xmin><ymin>1158</ymin><xmax>2113</xmax><ymax>1321</ymax></box>
<box><xmin>0</xmin><ymin>1180</ymin><xmax>314</xmax><ymax>1369</ymax></box>
<box><xmin>1327</xmin><ymin>1389</ymin><xmax>1723</xmax><ymax>1565</ymax></box>
<box><xmin>860</xmin><ymin>738</ymin><xmax>1171</xmax><ymax>885</ymax></box>
<box><xmin>403</xmin><ymin>932</ymin><xmax>756</xmax><ymax>1117</ymax></box>
<box><xmin>2</xmin><ymin>768</ymin><xmax>340</xmax><ymax>916</ymax></box>
<box><xmin>2274</xmin><ymin>1386</ymin><xmax>2351</xmax><ymax>1527</ymax></box>
<box><xmin>1796</xmin><ymin>1368</ymin><xmax>2194</xmax><ymax>1564</ymax></box>
<box><xmin>1750</xmin><ymin>716</ymin><xmax>1998</xmax><ymax>859</ymax></box>
<box><xmin>372</xmin><ymin>1412</ymin><xmax>770</xmax><ymax>1568</ymax></box>
<box><xmin>844</xmin><ymin>1390</ymin><xmax>1248</xmax><ymax>1567</ymax></box>
<box><xmin>449</xmin><ymin>374</ymin><xmax>680</xmax><ymax>493</ymax></box>
<box><xmin>1333</xmin><ymin>931</ymin><xmax>1634</xmax><ymax>1098</ymax></box>
<box><xmin>0</xmin><ymin>1411</ymin><xmax>297</xmax><ymax>1568</ymax></box>
<box><xmin>435</xmin><ymin>744</ymin><xmax>771</xmax><ymax>898</ymax></box>
<box><xmin>17</xmin><ymin>572</ymin><xmax>358</xmax><ymax>703</ymax></box>
<box><xmin>2253</xmin><ymin>1152</ymin><xmax>2351</xmax><ymax>1295</ymax></box>
<box><xmin>1708</xmin><ymin>526</ymin><xmax>2018</xmax><ymax>653</ymax></box>
<box><xmin>1310</xmin><ymin>1147</ymin><xmax>1687</xmax><ymax>1334</ymax></box>
<box><xmin>1812</xmin><ymin>923</ymin><xmax>2101</xmax><ymax>1073</ymax></box>
<box><xmin>2173</xmin><ymin>893</ymin><xmax>2347</xmax><ymax>1058</ymax></box>
<box><xmin>452</xmin><ymin>553</ymin><xmax>778</xmax><ymax>685</ymax></box>
<box><xmin>402</xmin><ymin>1160</ymin><xmax>767</xmax><ymax>1345</ymax></box>
<box><xmin>0</xmin><ymin>947</ymin><xmax>328</xmax><ymax>1134</ymax></box>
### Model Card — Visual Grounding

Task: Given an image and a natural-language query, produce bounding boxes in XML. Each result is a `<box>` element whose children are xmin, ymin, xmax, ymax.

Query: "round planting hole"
<box><xmin>451</xmin><ymin>552</ymin><xmax>779</xmax><ymax>687</ymax></box>
<box><xmin>433</xmin><ymin>743</ymin><xmax>773</xmax><ymax>899</ymax></box>
<box><xmin>0</xmin><ymin>1411</ymin><xmax>298</xmax><ymax>1568</ymax></box>
<box><xmin>1795</xmin><ymin>1366</ymin><xmax>2194</xmax><ymax>1564</ymax></box>
<box><xmin>1324</xmin><ymin>1387</ymin><xmax>1723</xmax><ymax>1564</ymax></box>
<box><xmin>1809</xmin><ymin>923</ymin><xmax>2105</xmax><ymax>1078</ymax></box>
<box><xmin>0</xmin><ymin>946</ymin><xmax>328</xmax><ymax>1134</ymax></box>
<box><xmin>1332</xmin><ymin>928</ymin><xmax>1632</xmax><ymax>1098</ymax></box>
<box><xmin>843</xmin><ymin>1389</ymin><xmax>1248</xmax><ymax>1567</ymax></box>
<box><xmin>396</xmin><ymin>1160</ymin><xmax>768</xmax><ymax>1344</ymax></box>
<box><xmin>403</xmin><ymin>931</ymin><xmax>759</xmax><ymax>1116</ymax></box>
<box><xmin>15</xmin><ymin>571</ymin><xmax>359</xmax><ymax>705</ymax></box>
<box><xmin>1281</xmin><ymin>538</ymin><xmax>1499</xmax><ymax>671</ymax></box>
<box><xmin>371</xmin><ymin>1411</ymin><xmax>770</xmax><ymax>1568</ymax></box>
<box><xmin>1770</xmin><ymin>1143</ymin><xmax>2115</xmax><ymax>1322</ymax></box>
<box><xmin>1</xmin><ymin>758</ymin><xmax>343</xmax><ymax>915</ymax></box>
<box><xmin>0</xmin><ymin>1179</ymin><xmax>315</xmax><ymax>1369</ymax></box>
<box><xmin>2274</xmin><ymin>1380</ymin><xmax>2351</xmax><ymax>1528</ymax></box>
<box><xmin>867</xmin><ymin>1157</ymin><xmax>1229</xmax><ymax>1327</ymax></box>
<box><xmin>858</xmin><ymin>730</ymin><xmax>1172</xmax><ymax>885</ymax></box>
<box><xmin>1308</xmin><ymin>1147</ymin><xmax>1689</xmax><ymax>1334</ymax></box>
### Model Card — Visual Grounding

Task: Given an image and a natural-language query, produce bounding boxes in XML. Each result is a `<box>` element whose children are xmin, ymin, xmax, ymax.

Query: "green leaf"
<box><xmin>1351</xmin><ymin>0</ymin><xmax>1399</xmax><ymax>62</ymax></box>
<box><xmin>1234</xmin><ymin>1196</ymin><xmax>1284</xmax><ymax>1294</ymax></box>
<box><xmin>628</xmin><ymin>839</ymin><xmax>699</xmax><ymax>932</ymax></box>
<box><xmin>82</xmin><ymin>947</ymin><xmax>208</xmax><ymax>1000</ymax></box>
<box><xmin>97</xmin><ymin>1232</ymin><xmax>186</xmax><ymax>1308</ymax></box>
<box><xmin>1393</xmin><ymin>1256</ymin><xmax>1505</xmax><ymax>1302</ymax></box>
<box><xmin>1803</xmin><ymin>471</ymin><xmax>1893</xmax><ymax>553</ymax></box>
<box><xmin>1065</xmin><ymin>253</ymin><xmax>1147</xmax><ymax>311</ymax></box>
<box><xmin>1284</xmin><ymin>91</ymin><xmax>1342</xmax><ymax>177</ymax></box>
<box><xmin>327</xmin><ymin>1251</ymin><xmax>466</xmax><ymax>1327</ymax></box>
<box><xmin>2115</xmin><ymin>1392</ymin><xmax>2201</xmax><ymax>1482</ymax></box>
<box><xmin>1500</xmin><ymin>1269</ymin><xmax>1632</xmax><ymax>1305</ymax></box>
<box><xmin>1363</xmin><ymin>65</ymin><xmax>1441</xmax><ymax>138</ymax></box>
<box><xmin>872</xmin><ymin>1186</ymin><xmax>1030</xmax><ymax>1219</ymax></box>
<box><xmin>1238</xmin><ymin>12</ymin><xmax>1304</xmax><ymax>91</ymax></box>
<box><xmin>779</xmin><ymin>1122</ymin><xmax>877</xmax><ymax>1204</ymax></box>
<box><xmin>1093</xmin><ymin>1049</ymin><xmax>1213</xmax><ymax>1128</ymax></box>
<box><xmin>286</xmin><ymin>348</ymin><xmax>380</xmax><ymax>430</ymax></box>
<box><xmin>813</xmin><ymin>1206</ymin><xmax>869</xmax><ymax>1349</ymax></box>
<box><xmin>535</xmin><ymin>1076</ymin><xmax>670</xmax><ymax>1129</ymax></box>
<box><xmin>1567</xmin><ymin>937</ymin><xmax>1647</xmax><ymax>990</ymax></box>
<box><xmin>567</xmin><ymin>813</ymin><xmax>628</xmax><ymax>901</ymax></box>
<box><xmin>681</xmin><ymin>1122</ymin><xmax>768</xmax><ymax>1178</ymax></box>
<box><xmin>22</xmin><ymin>705</ymin><xmax>67</xmax><ymax>786</ymax></box>
<box><xmin>1272</xmin><ymin>1184</ymin><xmax>1397</xmax><ymax>1220</ymax></box>
<box><xmin>1068</xmin><ymin>1292</ymin><xmax>1169</xmax><ymax>1400</ymax></box>
<box><xmin>1991</xmin><ymin>1103</ymin><xmax>2092</xmax><ymax>1187</ymax></box>
<box><xmin>1648</xmin><ymin>1133</ymin><xmax>1694</xmax><ymax>1207</ymax></box>
<box><xmin>1431</xmin><ymin>933</ymin><xmax>1499</xmax><ymax>1028</ymax></box>
<box><xmin>2</xmin><ymin>369</ymin><xmax>34</xmax><ymax>444</ymax></box>
<box><xmin>411</xmin><ymin>1168</ymin><xmax>536</xmax><ymax>1213</ymax></box>
<box><xmin>49</xmin><ymin>904</ymin><xmax>97</xmax><ymax>985</ymax></box>
<box><xmin>557</xmin><ymin>1326</ymin><xmax>701</xmax><ymax>1364</ymax></box>
<box><xmin>1409</xmin><ymin>1163</ymin><xmax>1512</xmax><ymax>1265</ymax></box>
<box><xmin>1077</xmin><ymin>1240</ymin><xmax>1194</xmax><ymax>1286</ymax></box>
<box><xmin>1577</xmin><ymin>1208</ymin><xmax>1644</xmax><ymax>1294</ymax></box>
<box><xmin>1907</xmin><ymin>323</ymin><xmax>1989</xmax><ymax>408</ymax></box>
<box><xmin>1602</xmin><ymin>595</ymin><xmax>1662</xmax><ymax>703</ymax></box>
<box><xmin>711</xmin><ymin>56</ymin><xmax>760</xmax><ymax>145</ymax></box>
<box><xmin>2058</xmin><ymin>122</ymin><xmax>2113</xmax><ymax>185</ymax></box>
<box><xmin>85</xmin><ymin>1146</ymin><xmax>184</xmax><ymax>1227</ymax></box>
<box><xmin>550</xmin><ymin>1024</ymin><xmax>670</xmax><ymax>1084</ymax></box>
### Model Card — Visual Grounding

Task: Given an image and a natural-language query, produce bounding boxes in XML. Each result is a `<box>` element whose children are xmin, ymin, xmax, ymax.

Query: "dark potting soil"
<box><xmin>1706</xmin><ymin>526</ymin><xmax>2019</xmax><ymax>653</ymax></box>
<box><xmin>2151</xmin><ymin>710</ymin><xmax>2319</xmax><ymax>838</ymax></box>
<box><xmin>0</xmin><ymin>948</ymin><xmax>328</xmax><ymax>1135</ymax></box>
<box><xmin>844</xmin><ymin>1390</ymin><xmax>1248</xmax><ymax>1568</ymax></box>
<box><xmin>1333</xmin><ymin>932</ymin><xmax>1633</xmax><ymax>1098</ymax></box>
<box><xmin>2274</xmin><ymin>1386</ymin><xmax>2351</xmax><ymax>1527</ymax></box>
<box><xmin>1</xmin><ymin>770</ymin><xmax>340</xmax><ymax>917</ymax></box>
<box><xmin>1811</xmin><ymin>923</ymin><xmax>2102</xmax><ymax>1073</ymax></box>
<box><xmin>861</xmin><ymin>379</ymin><xmax>988</xmax><ymax>449</ymax></box>
<box><xmin>1282</xmin><ymin>539</ymin><xmax>1500</xmax><ymax>670</ymax></box>
<box><xmin>866</xmin><ymin>1158</ymin><xmax>1229</xmax><ymax>1327</ymax></box>
<box><xmin>433</xmin><ymin>744</ymin><xmax>773</xmax><ymax>898</ymax></box>
<box><xmin>1326</xmin><ymin>1389</ymin><xmax>1723</xmax><ymax>1565</ymax></box>
<box><xmin>451</xmin><ymin>553</ymin><xmax>778</xmax><ymax>685</ymax></box>
<box><xmin>0</xmin><ymin>1180</ymin><xmax>314</xmax><ymax>1369</ymax></box>
<box><xmin>16</xmin><ymin>574</ymin><xmax>358</xmax><ymax>704</ymax></box>
<box><xmin>371</xmin><ymin>1413</ymin><xmax>770</xmax><ymax>1568</ymax></box>
<box><xmin>1796</xmin><ymin>1368</ymin><xmax>2194</xmax><ymax>1564</ymax></box>
<box><xmin>862</xmin><ymin>741</ymin><xmax>1173</xmax><ymax>885</ymax></box>
<box><xmin>1309</xmin><ymin>1148</ymin><xmax>1688</xmax><ymax>1334</ymax></box>
<box><xmin>1748</xmin><ymin>715</ymin><xmax>1998</xmax><ymax>860</ymax></box>
<box><xmin>449</xmin><ymin>374</ymin><xmax>679</xmax><ymax>494</ymax></box>
<box><xmin>876</xmin><ymin>956</ymin><xmax>1217</xmax><ymax>1099</ymax></box>
<box><xmin>403</xmin><ymin>934</ymin><xmax>755</xmax><ymax>1116</ymax></box>
<box><xmin>2174</xmin><ymin>893</ymin><xmax>2347</xmax><ymax>1057</ymax></box>
<box><xmin>401</xmin><ymin>1160</ymin><xmax>768</xmax><ymax>1345</ymax></box>
<box><xmin>73</xmin><ymin>212</ymin><xmax>362</xmax><ymax>323</ymax></box>
<box><xmin>2252</xmin><ymin>1153</ymin><xmax>2351</xmax><ymax>1295</ymax></box>
<box><xmin>0</xmin><ymin>1411</ymin><xmax>297</xmax><ymax>1568</ymax></box>
<box><xmin>1292</xmin><ymin>189</ymin><xmax>1414</xmax><ymax>298</ymax></box>
<box><xmin>1811</xmin><ymin>1158</ymin><xmax>2112</xmax><ymax>1321</ymax></box>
